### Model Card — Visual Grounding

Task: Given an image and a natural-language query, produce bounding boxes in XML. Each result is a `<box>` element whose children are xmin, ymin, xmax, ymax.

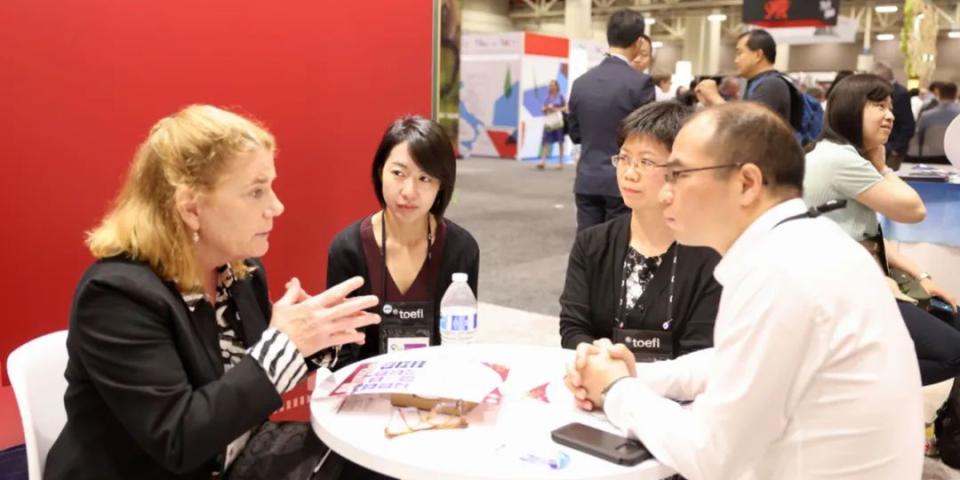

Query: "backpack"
<box><xmin>936</xmin><ymin>377</ymin><xmax>960</xmax><ymax>468</ymax></box>
<box><xmin>747</xmin><ymin>72</ymin><xmax>823</xmax><ymax>146</ymax></box>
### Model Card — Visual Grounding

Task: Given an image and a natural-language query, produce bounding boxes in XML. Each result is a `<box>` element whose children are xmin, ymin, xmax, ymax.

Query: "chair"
<box><xmin>6</xmin><ymin>330</ymin><xmax>69</xmax><ymax>479</ymax></box>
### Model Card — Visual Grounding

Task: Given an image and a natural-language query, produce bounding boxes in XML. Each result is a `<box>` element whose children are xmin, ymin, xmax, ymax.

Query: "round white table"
<box><xmin>310</xmin><ymin>344</ymin><xmax>675</xmax><ymax>480</ymax></box>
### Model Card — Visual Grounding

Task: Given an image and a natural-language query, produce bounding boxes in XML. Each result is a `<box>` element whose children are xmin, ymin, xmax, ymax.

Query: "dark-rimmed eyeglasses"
<box><xmin>610</xmin><ymin>154</ymin><xmax>668</xmax><ymax>170</ymax></box>
<box><xmin>663</xmin><ymin>163</ymin><xmax>743</xmax><ymax>184</ymax></box>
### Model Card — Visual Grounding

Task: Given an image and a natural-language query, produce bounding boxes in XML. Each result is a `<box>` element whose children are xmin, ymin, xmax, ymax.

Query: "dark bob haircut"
<box><xmin>371</xmin><ymin>116</ymin><xmax>456</xmax><ymax>217</ymax></box>
<box><xmin>618</xmin><ymin>101</ymin><xmax>693</xmax><ymax>150</ymax></box>
<box><xmin>737</xmin><ymin>29</ymin><xmax>777</xmax><ymax>65</ymax></box>
<box><xmin>607</xmin><ymin>8</ymin><xmax>646</xmax><ymax>48</ymax></box>
<box><xmin>821</xmin><ymin>73</ymin><xmax>893</xmax><ymax>151</ymax></box>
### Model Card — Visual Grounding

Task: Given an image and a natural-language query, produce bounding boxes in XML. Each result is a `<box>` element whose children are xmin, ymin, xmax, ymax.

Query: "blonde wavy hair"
<box><xmin>87</xmin><ymin>105</ymin><xmax>276</xmax><ymax>293</ymax></box>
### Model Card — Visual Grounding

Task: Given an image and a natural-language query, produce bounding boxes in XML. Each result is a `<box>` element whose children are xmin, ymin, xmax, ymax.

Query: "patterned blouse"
<box><xmin>182</xmin><ymin>264</ymin><xmax>338</xmax><ymax>470</ymax></box>
<box><xmin>617</xmin><ymin>246</ymin><xmax>663</xmax><ymax>328</ymax></box>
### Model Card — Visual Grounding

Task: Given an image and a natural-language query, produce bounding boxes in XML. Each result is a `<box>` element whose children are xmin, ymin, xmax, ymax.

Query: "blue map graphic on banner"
<box><xmin>459</xmin><ymin>98</ymin><xmax>483</xmax><ymax>152</ymax></box>
<box><xmin>493</xmin><ymin>81</ymin><xmax>519</xmax><ymax>127</ymax></box>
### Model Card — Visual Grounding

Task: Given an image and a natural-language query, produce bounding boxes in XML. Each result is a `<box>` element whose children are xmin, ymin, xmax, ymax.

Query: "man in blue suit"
<box><xmin>568</xmin><ymin>8</ymin><xmax>656</xmax><ymax>231</ymax></box>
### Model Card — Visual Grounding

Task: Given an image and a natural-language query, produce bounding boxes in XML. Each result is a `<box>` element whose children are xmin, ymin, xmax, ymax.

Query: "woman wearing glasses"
<box><xmin>559</xmin><ymin>101</ymin><xmax>721</xmax><ymax>361</ymax></box>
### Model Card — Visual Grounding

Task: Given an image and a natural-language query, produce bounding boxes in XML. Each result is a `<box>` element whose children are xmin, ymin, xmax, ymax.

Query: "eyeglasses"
<box><xmin>610</xmin><ymin>154</ymin><xmax>667</xmax><ymax>171</ymax></box>
<box><xmin>663</xmin><ymin>163</ymin><xmax>743</xmax><ymax>184</ymax></box>
<box><xmin>384</xmin><ymin>400</ymin><xmax>469</xmax><ymax>438</ymax></box>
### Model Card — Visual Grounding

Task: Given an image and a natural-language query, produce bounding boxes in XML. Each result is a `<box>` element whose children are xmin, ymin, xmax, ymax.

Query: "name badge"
<box><xmin>612</xmin><ymin>328</ymin><xmax>673</xmax><ymax>362</ymax></box>
<box><xmin>379</xmin><ymin>301</ymin><xmax>435</xmax><ymax>354</ymax></box>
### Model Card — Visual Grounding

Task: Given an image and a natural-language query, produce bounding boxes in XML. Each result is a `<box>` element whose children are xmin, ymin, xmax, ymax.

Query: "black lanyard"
<box><xmin>616</xmin><ymin>244</ymin><xmax>678</xmax><ymax>331</ymax></box>
<box><xmin>773</xmin><ymin>199</ymin><xmax>847</xmax><ymax>228</ymax></box>
<box><xmin>380</xmin><ymin>211</ymin><xmax>433</xmax><ymax>305</ymax></box>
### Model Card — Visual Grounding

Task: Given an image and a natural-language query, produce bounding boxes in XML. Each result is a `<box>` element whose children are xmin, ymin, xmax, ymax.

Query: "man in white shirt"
<box><xmin>566</xmin><ymin>103</ymin><xmax>923</xmax><ymax>480</ymax></box>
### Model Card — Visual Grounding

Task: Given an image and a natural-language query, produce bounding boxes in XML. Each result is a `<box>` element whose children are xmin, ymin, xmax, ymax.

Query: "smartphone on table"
<box><xmin>550</xmin><ymin>422</ymin><xmax>652</xmax><ymax>466</ymax></box>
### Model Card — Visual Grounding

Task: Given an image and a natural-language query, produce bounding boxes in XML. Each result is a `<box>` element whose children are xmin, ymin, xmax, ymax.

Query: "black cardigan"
<box><xmin>559</xmin><ymin>215</ymin><xmax>722</xmax><ymax>356</ymax></box>
<box><xmin>45</xmin><ymin>257</ymin><xmax>281</xmax><ymax>480</ymax></box>
<box><xmin>326</xmin><ymin>216</ymin><xmax>479</xmax><ymax>364</ymax></box>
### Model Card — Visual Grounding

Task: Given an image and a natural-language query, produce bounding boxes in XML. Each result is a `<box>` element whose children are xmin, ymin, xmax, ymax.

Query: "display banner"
<box><xmin>743</xmin><ymin>0</ymin><xmax>840</xmax><ymax>28</ymax></box>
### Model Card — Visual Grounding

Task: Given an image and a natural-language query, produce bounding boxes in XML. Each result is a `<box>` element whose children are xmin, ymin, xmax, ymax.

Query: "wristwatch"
<box><xmin>918</xmin><ymin>272</ymin><xmax>933</xmax><ymax>281</ymax></box>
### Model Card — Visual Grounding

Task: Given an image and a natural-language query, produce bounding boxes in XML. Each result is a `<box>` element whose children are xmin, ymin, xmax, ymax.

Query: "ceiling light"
<box><xmin>876</xmin><ymin>33</ymin><xmax>896</xmax><ymax>41</ymax></box>
<box><xmin>707</xmin><ymin>14</ymin><xmax>727</xmax><ymax>22</ymax></box>
<box><xmin>875</xmin><ymin>5</ymin><xmax>899</xmax><ymax>13</ymax></box>
<box><xmin>645</xmin><ymin>18</ymin><xmax>656</xmax><ymax>26</ymax></box>
<box><xmin>652</xmin><ymin>41</ymin><xmax>663</xmax><ymax>48</ymax></box>
<box><xmin>949</xmin><ymin>31</ymin><xmax>960</xmax><ymax>39</ymax></box>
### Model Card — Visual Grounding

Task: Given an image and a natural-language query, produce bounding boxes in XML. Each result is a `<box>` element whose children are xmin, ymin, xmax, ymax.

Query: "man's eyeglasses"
<box><xmin>384</xmin><ymin>400</ymin><xmax>468</xmax><ymax>438</ymax></box>
<box><xmin>663</xmin><ymin>163</ymin><xmax>743</xmax><ymax>184</ymax></box>
<box><xmin>610</xmin><ymin>154</ymin><xmax>667</xmax><ymax>171</ymax></box>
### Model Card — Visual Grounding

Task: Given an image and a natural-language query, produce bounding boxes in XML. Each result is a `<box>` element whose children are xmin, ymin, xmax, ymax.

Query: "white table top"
<box><xmin>310</xmin><ymin>343</ymin><xmax>675</xmax><ymax>480</ymax></box>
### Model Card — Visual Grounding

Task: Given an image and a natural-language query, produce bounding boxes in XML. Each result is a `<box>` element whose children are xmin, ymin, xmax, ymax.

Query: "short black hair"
<box><xmin>607</xmin><ymin>9</ymin><xmax>646</xmax><ymax>48</ymax></box>
<box><xmin>696</xmin><ymin>102</ymin><xmax>805</xmax><ymax>196</ymax></box>
<box><xmin>737</xmin><ymin>29</ymin><xmax>777</xmax><ymax>64</ymax></box>
<box><xmin>371</xmin><ymin>116</ymin><xmax>456</xmax><ymax>216</ymax></box>
<box><xmin>929</xmin><ymin>81</ymin><xmax>944</xmax><ymax>93</ymax></box>
<box><xmin>618</xmin><ymin>101</ymin><xmax>693</xmax><ymax>150</ymax></box>
<box><xmin>821</xmin><ymin>73</ymin><xmax>893</xmax><ymax>151</ymax></box>
<box><xmin>940</xmin><ymin>82</ymin><xmax>958</xmax><ymax>100</ymax></box>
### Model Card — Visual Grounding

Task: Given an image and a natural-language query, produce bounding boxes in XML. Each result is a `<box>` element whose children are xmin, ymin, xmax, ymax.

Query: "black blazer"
<box><xmin>45</xmin><ymin>257</ymin><xmax>282</xmax><ymax>480</ymax></box>
<box><xmin>326</xmin><ymin>216</ymin><xmax>479</xmax><ymax>364</ymax></box>
<box><xmin>559</xmin><ymin>215</ymin><xmax>722</xmax><ymax>356</ymax></box>
<box><xmin>568</xmin><ymin>56</ymin><xmax>656</xmax><ymax>197</ymax></box>
<box><xmin>886</xmin><ymin>81</ymin><xmax>916</xmax><ymax>155</ymax></box>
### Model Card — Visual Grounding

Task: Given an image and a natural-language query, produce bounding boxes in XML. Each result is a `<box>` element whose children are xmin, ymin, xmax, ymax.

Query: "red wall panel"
<box><xmin>0</xmin><ymin>0</ymin><xmax>433</xmax><ymax>444</ymax></box>
<box><xmin>523</xmin><ymin>32</ymin><xmax>569</xmax><ymax>58</ymax></box>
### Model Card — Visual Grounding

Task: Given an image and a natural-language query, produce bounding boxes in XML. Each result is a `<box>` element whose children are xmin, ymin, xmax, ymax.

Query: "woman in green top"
<box><xmin>803</xmin><ymin>73</ymin><xmax>960</xmax><ymax>386</ymax></box>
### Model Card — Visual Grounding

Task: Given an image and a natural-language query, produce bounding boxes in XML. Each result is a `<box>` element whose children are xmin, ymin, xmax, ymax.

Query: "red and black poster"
<box><xmin>743</xmin><ymin>0</ymin><xmax>840</xmax><ymax>28</ymax></box>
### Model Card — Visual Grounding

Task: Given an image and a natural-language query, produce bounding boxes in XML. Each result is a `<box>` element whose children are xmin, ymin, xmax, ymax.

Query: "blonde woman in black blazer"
<box><xmin>560</xmin><ymin>101</ymin><xmax>721</xmax><ymax>360</ymax></box>
<box><xmin>45</xmin><ymin>105</ymin><xmax>379</xmax><ymax>480</ymax></box>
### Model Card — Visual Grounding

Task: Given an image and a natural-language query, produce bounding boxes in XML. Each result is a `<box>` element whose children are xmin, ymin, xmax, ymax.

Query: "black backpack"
<box><xmin>936</xmin><ymin>377</ymin><xmax>960</xmax><ymax>467</ymax></box>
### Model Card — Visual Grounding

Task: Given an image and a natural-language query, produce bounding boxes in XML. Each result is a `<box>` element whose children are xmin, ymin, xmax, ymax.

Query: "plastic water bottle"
<box><xmin>439</xmin><ymin>273</ymin><xmax>478</xmax><ymax>345</ymax></box>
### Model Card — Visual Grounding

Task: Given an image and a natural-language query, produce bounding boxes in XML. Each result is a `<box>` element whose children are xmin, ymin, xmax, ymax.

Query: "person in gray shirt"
<box><xmin>915</xmin><ymin>82</ymin><xmax>959</xmax><ymax>164</ymax></box>
<box><xmin>695</xmin><ymin>29</ymin><xmax>792</xmax><ymax>124</ymax></box>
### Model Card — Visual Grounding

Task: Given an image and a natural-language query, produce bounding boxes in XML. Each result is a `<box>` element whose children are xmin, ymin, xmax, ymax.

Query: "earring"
<box><xmin>192</xmin><ymin>230</ymin><xmax>200</xmax><ymax>243</ymax></box>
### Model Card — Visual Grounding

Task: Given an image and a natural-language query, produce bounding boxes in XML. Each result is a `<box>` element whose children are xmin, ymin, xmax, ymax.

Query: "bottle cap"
<box><xmin>452</xmin><ymin>273</ymin><xmax>468</xmax><ymax>283</ymax></box>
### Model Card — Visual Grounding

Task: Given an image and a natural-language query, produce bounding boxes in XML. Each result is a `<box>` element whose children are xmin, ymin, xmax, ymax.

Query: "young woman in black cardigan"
<box><xmin>560</xmin><ymin>101</ymin><xmax>721</xmax><ymax>361</ymax></box>
<box><xmin>327</xmin><ymin>116</ymin><xmax>479</xmax><ymax>365</ymax></box>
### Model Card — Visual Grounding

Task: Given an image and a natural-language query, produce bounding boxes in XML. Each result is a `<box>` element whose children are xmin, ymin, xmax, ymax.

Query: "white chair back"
<box><xmin>6</xmin><ymin>330</ymin><xmax>69</xmax><ymax>479</ymax></box>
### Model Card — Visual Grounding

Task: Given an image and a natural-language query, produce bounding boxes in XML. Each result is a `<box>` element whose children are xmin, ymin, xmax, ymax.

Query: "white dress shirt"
<box><xmin>604</xmin><ymin>198</ymin><xmax>923</xmax><ymax>480</ymax></box>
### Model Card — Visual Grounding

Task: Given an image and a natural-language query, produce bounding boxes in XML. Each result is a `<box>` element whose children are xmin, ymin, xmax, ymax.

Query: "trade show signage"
<box><xmin>743</xmin><ymin>0</ymin><xmax>840</xmax><ymax>28</ymax></box>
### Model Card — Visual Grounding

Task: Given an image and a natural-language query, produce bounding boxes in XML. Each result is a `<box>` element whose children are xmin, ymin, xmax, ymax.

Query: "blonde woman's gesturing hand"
<box><xmin>272</xmin><ymin>276</ymin><xmax>381</xmax><ymax>357</ymax></box>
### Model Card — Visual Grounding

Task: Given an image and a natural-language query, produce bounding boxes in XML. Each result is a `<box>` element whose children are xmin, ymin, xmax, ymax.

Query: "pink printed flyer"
<box><xmin>321</xmin><ymin>359</ymin><xmax>509</xmax><ymax>405</ymax></box>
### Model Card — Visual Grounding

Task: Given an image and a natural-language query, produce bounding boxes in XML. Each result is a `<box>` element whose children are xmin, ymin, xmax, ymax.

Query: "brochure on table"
<box><xmin>316</xmin><ymin>358</ymin><xmax>510</xmax><ymax>405</ymax></box>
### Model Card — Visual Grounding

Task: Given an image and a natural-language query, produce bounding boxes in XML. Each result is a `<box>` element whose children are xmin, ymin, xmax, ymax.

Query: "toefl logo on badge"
<box><xmin>624</xmin><ymin>336</ymin><xmax>661</xmax><ymax>349</ymax></box>
<box><xmin>398</xmin><ymin>308</ymin><xmax>425</xmax><ymax>320</ymax></box>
